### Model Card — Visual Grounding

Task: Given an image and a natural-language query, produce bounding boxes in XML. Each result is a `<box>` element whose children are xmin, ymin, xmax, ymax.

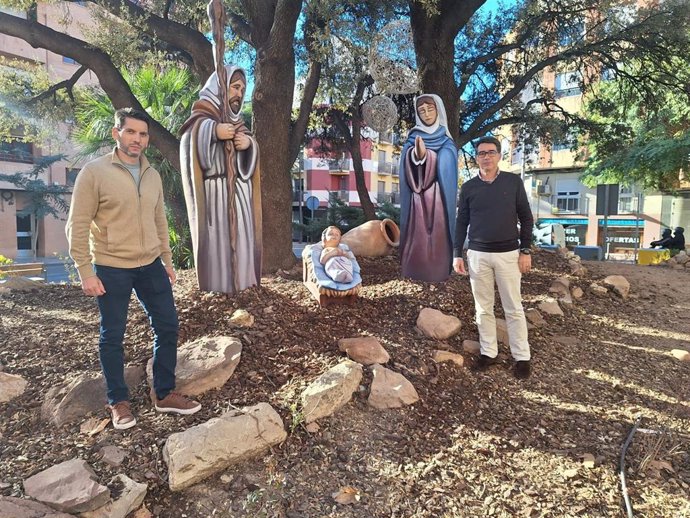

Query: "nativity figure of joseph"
<box><xmin>180</xmin><ymin>65</ymin><xmax>262</xmax><ymax>294</ymax></box>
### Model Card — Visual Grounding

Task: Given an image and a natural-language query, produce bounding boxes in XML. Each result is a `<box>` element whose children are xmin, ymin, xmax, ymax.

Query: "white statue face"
<box><xmin>322</xmin><ymin>227</ymin><xmax>341</xmax><ymax>247</ymax></box>
<box><xmin>416</xmin><ymin>101</ymin><xmax>437</xmax><ymax>126</ymax></box>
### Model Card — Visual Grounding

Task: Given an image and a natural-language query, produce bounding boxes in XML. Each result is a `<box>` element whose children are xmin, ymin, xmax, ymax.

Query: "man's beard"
<box><xmin>230</xmin><ymin>97</ymin><xmax>242</xmax><ymax>113</ymax></box>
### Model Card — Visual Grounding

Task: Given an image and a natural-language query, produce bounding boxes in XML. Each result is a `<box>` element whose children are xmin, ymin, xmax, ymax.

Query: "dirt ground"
<box><xmin>1</xmin><ymin>250</ymin><xmax>689</xmax><ymax>517</ymax></box>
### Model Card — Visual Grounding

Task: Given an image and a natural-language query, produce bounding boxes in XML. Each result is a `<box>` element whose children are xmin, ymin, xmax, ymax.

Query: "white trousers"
<box><xmin>466</xmin><ymin>249</ymin><xmax>531</xmax><ymax>361</ymax></box>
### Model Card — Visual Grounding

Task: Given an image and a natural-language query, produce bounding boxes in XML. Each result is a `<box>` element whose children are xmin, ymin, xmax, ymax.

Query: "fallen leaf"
<box><xmin>332</xmin><ymin>486</ymin><xmax>361</xmax><ymax>505</ymax></box>
<box><xmin>80</xmin><ymin>417</ymin><xmax>110</xmax><ymax>436</ymax></box>
<box><xmin>132</xmin><ymin>505</ymin><xmax>153</xmax><ymax>518</ymax></box>
<box><xmin>649</xmin><ymin>460</ymin><xmax>674</xmax><ymax>473</ymax></box>
<box><xmin>582</xmin><ymin>453</ymin><xmax>596</xmax><ymax>468</ymax></box>
<box><xmin>563</xmin><ymin>469</ymin><xmax>578</xmax><ymax>479</ymax></box>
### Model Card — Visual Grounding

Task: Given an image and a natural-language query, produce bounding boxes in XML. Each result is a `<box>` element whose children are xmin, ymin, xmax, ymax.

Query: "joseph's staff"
<box><xmin>207</xmin><ymin>0</ymin><xmax>240</xmax><ymax>292</ymax></box>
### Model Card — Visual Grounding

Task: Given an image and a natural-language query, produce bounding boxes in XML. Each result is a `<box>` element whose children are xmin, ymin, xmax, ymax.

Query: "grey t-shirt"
<box><xmin>123</xmin><ymin>163</ymin><xmax>141</xmax><ymax>186</ymax></box>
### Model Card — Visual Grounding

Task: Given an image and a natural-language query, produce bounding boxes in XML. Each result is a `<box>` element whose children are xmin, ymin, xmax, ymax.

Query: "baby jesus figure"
<box><xmin>319</xmin><ymin>226</ymin><xmax>355</xmax><ymax>283</ymax></box>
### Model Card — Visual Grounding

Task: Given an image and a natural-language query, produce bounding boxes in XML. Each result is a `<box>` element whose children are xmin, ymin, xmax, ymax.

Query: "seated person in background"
<box><xmin>668</xmin><ymin>227</ymin><xmax>685</xmax><ymax>250</ymax></box>
<box><xmin>320</xmin><ymin>226</ymin><xmax>355</xmax><ymax>283</ymax></box>
<box><xmin>650</xmin><ymin>228</ymin><xmax>673</xmax><ymax>248</ymax></box>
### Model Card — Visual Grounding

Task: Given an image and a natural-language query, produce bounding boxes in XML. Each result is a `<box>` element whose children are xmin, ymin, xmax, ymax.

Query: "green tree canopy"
<box><xmin>580</xmin><ymin>61</ymin><xmax>690</xmax><ymax>190</ymax></box>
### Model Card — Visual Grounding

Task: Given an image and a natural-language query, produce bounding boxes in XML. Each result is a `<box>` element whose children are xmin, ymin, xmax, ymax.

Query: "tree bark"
<box><xmin>349</xmin><ymin>116</ymin><xmax>377</xmax><ymax>221</ymax></box>
<box><xmin>409</xmin><ymin>0</ymin><xmax>486</xmax><ymax>142</ymax></box>
<box><xmin>238</xmin><ymin>0</ymin><xmax>304</xmax><ymax>272</ymax></box>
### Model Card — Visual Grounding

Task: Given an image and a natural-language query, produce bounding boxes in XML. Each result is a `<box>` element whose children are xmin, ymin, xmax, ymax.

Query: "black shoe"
<box><xmin>474</xmin><ymin>354</ymin><xmax>499</xmax><ymax>371</ymax></box>
<box><xmin>514</xmin><ymin>360</ymin><xmax>531</xmax><ymax>379</ymax></box>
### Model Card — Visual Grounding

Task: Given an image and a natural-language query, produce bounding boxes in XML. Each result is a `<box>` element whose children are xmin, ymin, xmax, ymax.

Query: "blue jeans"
<box><xmin>95</xmin><ymin>258</ymin><xmax>178</xmax><ymax>404</ymax></box>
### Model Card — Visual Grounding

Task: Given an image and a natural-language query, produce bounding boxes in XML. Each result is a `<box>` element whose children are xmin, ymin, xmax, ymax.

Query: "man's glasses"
<box><xmin>476</xmin><ymin>150</ymin><xmax>499</xmax><ymax>158</ymax></box>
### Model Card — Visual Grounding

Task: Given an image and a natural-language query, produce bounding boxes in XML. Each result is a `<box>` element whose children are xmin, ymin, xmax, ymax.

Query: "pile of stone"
<box><xmin>661</xmin><ymin>250</ymin><xmax>690</xmax><ymax>269</ymax></box>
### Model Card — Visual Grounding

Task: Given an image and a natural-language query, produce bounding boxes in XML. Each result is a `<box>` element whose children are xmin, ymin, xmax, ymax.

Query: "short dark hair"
<box><xmin>474</xmin><ymin>136</ymin><xmax>501</xmax><ymax>153</ymax></box>
<box><xmin>114</xmin><ymin>108</ymin><xmax>149</xmax><ymax>130</ymax></box>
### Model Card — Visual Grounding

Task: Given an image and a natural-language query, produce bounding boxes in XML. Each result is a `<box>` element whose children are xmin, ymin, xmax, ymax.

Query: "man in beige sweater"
<box><xmin>66</xmin><ymin>108</ymin><xmax>200</xmax><ymax>430</ymax></box>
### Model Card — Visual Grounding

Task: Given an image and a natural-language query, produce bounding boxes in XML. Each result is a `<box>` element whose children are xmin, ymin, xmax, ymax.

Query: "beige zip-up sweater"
<box><xmin>65</xmin><ymin>149</ymin><xmax>173</xmax><ymax>280</ymax></box>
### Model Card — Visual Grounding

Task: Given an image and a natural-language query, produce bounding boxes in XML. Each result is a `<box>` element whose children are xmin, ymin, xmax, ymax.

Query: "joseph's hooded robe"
<box><xmin>180</xmin><ymin>65</ymin><xmax>262</xmax><ymax>293</ymax></box>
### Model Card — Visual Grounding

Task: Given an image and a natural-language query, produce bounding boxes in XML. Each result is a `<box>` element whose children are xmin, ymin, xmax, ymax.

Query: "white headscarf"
<box><xmin>412</xmin><ymin>93</ymin><xmax>452</xmax><ymax>139</ymax></box>
<box><xmin>199</xmin><ymin>64</ymin><xmax>247</xmax><ymax>123</ymax></box>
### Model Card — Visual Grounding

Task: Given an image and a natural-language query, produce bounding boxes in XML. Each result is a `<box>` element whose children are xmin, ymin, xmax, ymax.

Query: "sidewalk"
<box><xmin>12</xmin><ymin>245</ymin><xmax>312</xmax><ymax>284</ymax></box>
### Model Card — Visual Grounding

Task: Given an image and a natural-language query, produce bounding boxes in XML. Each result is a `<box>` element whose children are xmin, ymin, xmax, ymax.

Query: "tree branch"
<box><xmin>80</xmin><ymin>0</ymin><xmax>214</xmax><ymax>81</ymax></box>
<box><xmin>25</xmin><ymin>65</ymin><xmax>87</xmax><ymax>104</ymax></box>
<box><xmin>0</xmin><ymin>11</ymin><xmax>181</xmax><ymax>171</ymax></box>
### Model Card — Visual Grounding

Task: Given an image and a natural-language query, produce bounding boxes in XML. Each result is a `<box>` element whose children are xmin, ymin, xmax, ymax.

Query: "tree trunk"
<box><xmin>248</xmin><ymin>0</ymin><xmax>303</xmax><ymax>272</ymax></box>
<box><xmin>409</xmin><ymin>0</ymin><xmax>486</xmax><ymax>142</ymax></box>
<box><xmin>350</xmin><ymin>117</ymin><xmax>377</xmax><ymax>221</ymax></box>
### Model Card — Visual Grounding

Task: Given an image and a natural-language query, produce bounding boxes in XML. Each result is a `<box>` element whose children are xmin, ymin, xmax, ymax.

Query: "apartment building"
<box><xmin>0</xmin><ymin>3</ymin><xmax>97</xmax><ymax>260</ymax></box>
<box><xmin>497</xmin><ymin>20</ymin><xmax>689</xmax><ymax>255</ymax></box>
<box><xmin>292</xmin><ymin>129</ymin><xmax>401</xmax><ymax>228</ymax></box>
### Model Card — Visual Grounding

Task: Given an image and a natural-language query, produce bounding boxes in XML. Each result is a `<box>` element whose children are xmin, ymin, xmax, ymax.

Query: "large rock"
<box><xmin>0</xmin><ymin>371</ymin><xmax>28</xmax><ymax>403</ymax></box>
<box><xmin>337</xmin><ymin>337</ymin><xmax>390</xmax><ymax>365</ymax></box>
<box><xmin>432</xmin><ymin>350</ymin><xmax>464</xmax><ymax>367</ymax></box>
<box><xmin>538</xmin><ymin>299</ymin><xmax>563</xmax><ymax>316</ymax></box>
<box><xmin>42</xmin><ymin>367</ymin><xmax>144</xmax><ymax>427</ymax></box>
<box><xmin>589</xmin><ymin>283</ymin><xmax>609</xmax><ymax>298</ymax></box>
<box><xmin>0</xmin><ymin>496</ymin><xmax>73</xmax><ymax>518</ymax></box>
<box><xmin>23</xmin><ymin>459</ymin><xmax>110</xmax><ymax>513</ymax></box>
<box><xmin>525</xmin><ymin>308</ymin><xmax>546</xmax><ymax>327</ymax></box>
<box><xmin>602</xmin><ymin>275</ymin><xmax>630</xmax><ymax>299</ymax></box>
<box><xmin>571</xmin><ymin>286</ymin><xmax>584</xmax><ymax>300</ymax></box>
<box><xmin>549</xmin><ymin>277</ymin><xmax>572</xmax><ymax>304</ymax></box>
<box><xmin>301</xmin><ymin>360</ymin><xmax>363</xmax><ymax>423</ymax></box>
<box><xmin>163</xmin><ymin>402</ymin><xmax>287</xmax><ymax>491</ymax></box>
<box><xmin>671</xmin><ymin>349</ymin><xmax>690</xmax><ymax>362</ymax></box>
<box><xmin>462</xmin><ymin>340</ymin><xmax>481</xmax><ymax>354</ymax></box>
<box><xmin>229</xmin><ymin>309</ymin><xmax>254</xmax><ymax>328</ymax></box>
<box><xmin>368</xmin><ymin>364</ymin><xmax>419</xmax><ymax>409</ymax></box>
<box><xmin>80</xmin><ymin>474</ymin><xmax>147</xmax><ymax>518</ymax></box>
<box><xmin>98</xmin><ymin>445</ymin><xmax>127</xmax><ymax>468</ymax></box>
<box><xmin>147</xmin><ymin>336</ymin><xmax>241</xmax><ymax>396</ymax></box>
<box><xmin>416</xmin><ymin>308</ymin><xmax>461</xmax><ymax>340</ymax></box>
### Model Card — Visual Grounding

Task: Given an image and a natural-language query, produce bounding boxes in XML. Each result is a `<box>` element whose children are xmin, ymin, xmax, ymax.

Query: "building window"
<box><xmin>554</xmin><ymin>71</ymin><xmax>582</xmax><ymax>98</ymax></box>
<box><xmin>555</xmin><ymin>191</ymin><xmax>580</xmax><ymax>213</ymax></box>
<box><xmin>618</xmin><ymin>185</ymin><xmax>636</xmax><ymax>213</ymax></box>
<box><xmin>553</xmin><ymin>129</ymin><xmax>577</xmax><ymax>152</ymax></box>
<box><xmin>558</xmin><ymin>19</ymin><xmax>585</xmax><ymax>46</ymax></box>
<box><xmin>377</xmin><ymin>180</ymin><xmax>385</xmax><ymax>193</ymax></box>
<box><xmin>0</xmin><ymin>140</ymin><xmax>33</xmax><ymax>163</ymax></box>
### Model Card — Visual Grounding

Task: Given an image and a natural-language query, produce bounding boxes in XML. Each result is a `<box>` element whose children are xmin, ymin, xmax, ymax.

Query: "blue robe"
<box><xmin>399</xmin><ymin>127</ymin><xmax>458</xmax><ymax>275</ymax></box>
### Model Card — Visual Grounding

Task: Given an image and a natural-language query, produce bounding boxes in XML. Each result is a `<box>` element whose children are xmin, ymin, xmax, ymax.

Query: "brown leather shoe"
<box><xmin>109</xmin><ymin>401</ymin><xmax>136</xmax><ymax>430</ymax></box>
<box><xmin>153</xmin><ymin>392</ymin><xmax>201</xmax><ymax>415</ymax></box>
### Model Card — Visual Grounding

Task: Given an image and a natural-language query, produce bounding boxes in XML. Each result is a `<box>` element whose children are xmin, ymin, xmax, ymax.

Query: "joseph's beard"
<box><xmin>230</xmin><ymin>98</ymin><xmax>241</xmax><ymax>112</ymax></box>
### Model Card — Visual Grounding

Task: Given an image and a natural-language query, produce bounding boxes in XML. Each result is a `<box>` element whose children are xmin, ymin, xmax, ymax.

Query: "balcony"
<box><xmin>329</xmin><ymin>190</ymin><xmax>350</xmax><ymax>203</ymax></box>
<box><xmin>0</xmin><ymin>141</ymin><xmax>34</xmax><ymax>164</ymax></box>
<box><xmin>328</xmin><ymin>158</ymin><xmax>350</xmax><ymax>174</ymax></box>
<box><xmin>378</xmin><ymin>162</ymin><xmax>394</xmax><ymax>174</ymax></box>
<box><xmin>376</xmin><ymin>192</ymin><xmax>401</xmax><ymax>205</ymax></box>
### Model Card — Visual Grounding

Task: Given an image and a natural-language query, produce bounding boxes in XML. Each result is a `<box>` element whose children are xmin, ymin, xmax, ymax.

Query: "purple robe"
<box><xmin>400</xmin><ymin>149</ymin><xmax>451</xmax><ymax>281</ymax></box>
